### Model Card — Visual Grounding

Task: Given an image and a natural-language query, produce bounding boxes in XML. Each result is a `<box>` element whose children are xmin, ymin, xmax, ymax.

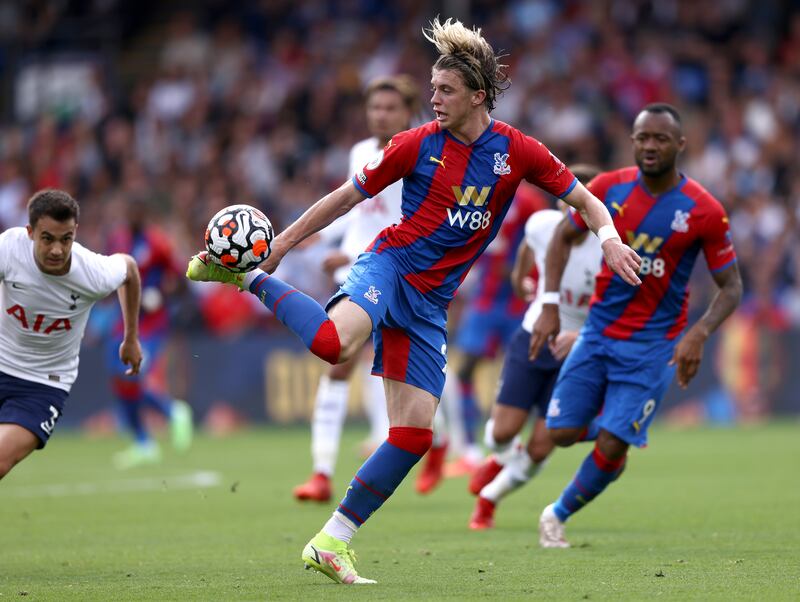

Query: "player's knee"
<box><xmin>549</xmin><ymin>427</ymin><xmax>583</xmax><ymax>447</ymax></box>
<box><xmin>596</xmin><ymin>430</ymin><xmax>629</xmax><ymax>460</ymax></box>
<box><xmin>490</xmin><ymin>423</ymin><xmax>517</xmax><ymax>447</ymax></box>
<box><xmin>0</xmin><ymin>458</ymin><xmax>16</xmax><ymax>480</ymax></box>
<box><xmin>528</xmin><ymin>441</ymin><xmax>553</xmax><ymax>464</ymax></box>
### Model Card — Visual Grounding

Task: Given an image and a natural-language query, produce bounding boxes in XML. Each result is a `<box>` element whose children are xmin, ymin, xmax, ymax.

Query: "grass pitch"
<box><xmin>1</xmin><ymin>422</ymin><xmax>798</xmax><ymax>600</ymax></box>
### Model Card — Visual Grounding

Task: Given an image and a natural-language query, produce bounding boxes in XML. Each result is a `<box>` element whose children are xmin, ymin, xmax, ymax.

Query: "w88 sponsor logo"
<box><xmin>446</xmin><ymin>208</ymin><xmax>492</xmax><ymax>230</ymax></box>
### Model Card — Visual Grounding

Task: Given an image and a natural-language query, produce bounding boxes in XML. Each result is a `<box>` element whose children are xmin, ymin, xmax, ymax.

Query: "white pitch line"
<box><xmin>3</xmin><ymin>470</ymin><xmax>222</xmax><ymax>498</ymax></box>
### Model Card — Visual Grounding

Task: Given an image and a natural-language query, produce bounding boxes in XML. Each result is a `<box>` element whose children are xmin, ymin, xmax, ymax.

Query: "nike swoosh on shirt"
<box><xmin>11</xmin><ymin>282</ymin><xmax>23</xmax><ymax>290</ymax></box>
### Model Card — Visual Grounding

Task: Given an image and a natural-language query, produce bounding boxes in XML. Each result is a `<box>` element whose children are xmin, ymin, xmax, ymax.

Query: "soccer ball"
<box><xmin>205</xmin><ymin>204</ymin><xmax>274</xmax><ymax>272</ymax></box>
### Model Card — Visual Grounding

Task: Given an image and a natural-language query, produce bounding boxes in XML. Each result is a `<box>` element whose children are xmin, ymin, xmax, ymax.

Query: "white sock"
<box><xmin>483</xmin><ymin>418</ymin><xmax>520</xmax><ymax>464</ymax></box>
<box><xmin>480</xmin><ymin>449</ymin><xmax>546</xmax><ymax>503</ymax></box>
<box><xmin>242</xmin><ymin>269</ymin><xmax>265</xmax><ymax>289</ymax></box>
<box><xmin>311</xmin><ymin>375</ymin><xmax>350</xmax><ymax>476</ymax></box>
<box><xmin>432</xmin><ymin>404</ymin><xmax>449</xmax><ymax>447</ymax></box>
<box><xmin>323</xmin><ymin>511</ymin><xmax>358</xmax><ymax>544</ymax></box>
<box><xmin>361</xmin><ymin>372</ymin><xmax>389</xmax><ymax>445</ymax></box>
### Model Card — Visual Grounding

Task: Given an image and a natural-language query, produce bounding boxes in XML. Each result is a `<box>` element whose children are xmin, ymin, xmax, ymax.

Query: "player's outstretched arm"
<box><xmin>260</xmin><ymin>181</ymin><xmax>367</xmax><ymax>274</ymax></box>
<box><xmin>562</xmin><ymin>182</ymin><xmax>642</xmax><ymax>286</ymax></box>
<box><xmin>669</xmin><ymin>263</ymin><xmax>742</xmax><ymax>388</ymax></box>
<box><xmin>115</xmin><ymin>254</ymin><xmax>143</xmax><ymax>375</ymax></box>
<box><xmin>529</xmin><ymin>217</ymin><xmax>579</xmax><ymax>361</ymax></box>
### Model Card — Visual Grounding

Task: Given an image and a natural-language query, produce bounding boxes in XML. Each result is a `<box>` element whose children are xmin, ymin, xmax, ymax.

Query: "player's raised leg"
<box><xmin>187</xmin><ymin>253</ymin><xmax>370</xmax><ymax>366</ymax></box>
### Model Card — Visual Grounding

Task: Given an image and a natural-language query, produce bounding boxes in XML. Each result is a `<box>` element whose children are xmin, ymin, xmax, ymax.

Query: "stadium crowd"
<box><xmin>1</xmin><ymin>0</ymin><xmax>798</xmax><ymax>418</ymax></box>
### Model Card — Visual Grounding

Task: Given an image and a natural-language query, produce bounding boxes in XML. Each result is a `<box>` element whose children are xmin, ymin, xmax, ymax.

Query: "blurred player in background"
<box><xmin>187</xmin><ymin>18</ymin><xmax>640</xmax><ymax>584</ymax></box>
<box><xmin>294</xmin><ymin>74</ymin><xmax>421</xmax><ymax>502</ymax></box>
<box><xmin>105</xmin><ymin>197</ymin><xmax>192</xmax><ymax>469</ymax></box>
<box><xmin>467</xmin><ymin>165</ymin><xmax>602</xmax><ymax>530</ymax></box>
<box><xmin>0</xmin><ymin>189</ymin><xmax>142</xmax><ymax>480</ymax></box>
<box><xmin>533</xmin><ymin>104</ymin><xmax>742</xmax><ymax>548</ymax></box>
<box><xmin>442</xmin><ymin>181</ymin><xmax>544</xmax><ymax>477</ymax></box>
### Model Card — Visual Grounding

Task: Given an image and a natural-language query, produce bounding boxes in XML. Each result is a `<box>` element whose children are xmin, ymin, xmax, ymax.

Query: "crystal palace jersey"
<box><xmin>569</xmin><ymin>167</ymin><xmax>737</xmax><ymax>341</ymax></box>
<box><xmin>353</xmin><ymin>119</ymin><xmax>577</xmax><ymax>307</ymax></box>
<box><xmin>0</xmin><ymin>227</ymin><xmax>127</xmax><ymax>391</ymax></box>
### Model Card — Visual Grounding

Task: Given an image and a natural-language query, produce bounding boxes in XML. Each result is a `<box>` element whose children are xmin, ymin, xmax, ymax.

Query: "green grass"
<box><xmin>1</xmin><ymin>423</ymin><xmax>799</xmax><ymax>600</ymax></box>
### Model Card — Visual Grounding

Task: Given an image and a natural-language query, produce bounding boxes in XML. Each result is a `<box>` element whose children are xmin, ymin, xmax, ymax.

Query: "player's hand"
<box><xmin>321</xmin><ymin>250</ymin><xmax>351</xmax><ymax>276</ymax></box>
<box><xmin>530</xmin><ymin>304</ymin><xmax>560</xmax><ymax>361</ymax></box>
<box><xmin>549</xmin><ymin>330</ymin><xmax>578</xmax><ymax>361</ymax></box>
<box><xmin>259</xmin><ymin>236</ymin><xmax>288</xmax><ymax>274</ymax></box>
<box><xmin>119</xmin><ymin>338</ymin><xmax>143</xmax><ymax>375</ymax></box>
<box><xmin>668</xmin><ymin>323</ymin><xmax>708</xmax><ymax>389</ymax></box>
<box><xmin>602</xmin><ymin>238</ymin><xmax>642</xmax><ymax>286</ymax></box>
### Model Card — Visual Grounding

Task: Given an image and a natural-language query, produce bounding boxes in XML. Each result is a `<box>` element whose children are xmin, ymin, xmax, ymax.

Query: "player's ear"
<box><xmin>677</xmin><ymin>135</ymin><xmax>687</xmax><ymax>153</ymax></box>
<box><xmin>472</xmin><ymin>89</ymin><xmax>487</xmax><ymax>107</ymax></box>
<box><xmin>26</xmin><ymin>224</ymin><xmax>33</xmax><ymax>239</ymax></box>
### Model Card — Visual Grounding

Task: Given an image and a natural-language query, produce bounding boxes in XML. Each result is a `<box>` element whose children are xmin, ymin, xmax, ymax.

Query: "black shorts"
<box><xmin>0</xmin><ymin>371</ymin><xmax>68</xmax><ymax>448</ymax></box>
<box><xmin>495</xmin><ymin>327</ymin><xmax>563</xmax><ymax>416</ymax></box>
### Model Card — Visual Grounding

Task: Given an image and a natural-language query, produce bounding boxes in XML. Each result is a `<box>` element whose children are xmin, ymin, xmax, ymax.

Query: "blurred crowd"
<box><xmin>1</xmin><ymin>0</ymin><xmax>799</xmax><ymax>417</ymax></box>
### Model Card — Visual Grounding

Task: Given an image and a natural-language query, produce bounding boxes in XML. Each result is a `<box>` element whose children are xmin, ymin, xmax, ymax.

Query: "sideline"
<box><xmin>2</xmin><ymin>470</ymin><xmax>222</xmax><ymax>498</ymax></box>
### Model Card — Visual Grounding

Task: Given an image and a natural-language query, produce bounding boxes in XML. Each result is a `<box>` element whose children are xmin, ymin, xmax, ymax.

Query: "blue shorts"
<box><xmin>0</xmin><ymin>371</ymin><xmax>69</xmax><ymax>448</ymax></box>
<box><xmin>328</xmin><ymin>252</ymin><xmax>448</xmax><ymax>398</ymax></box>
<box><xmin>496</xmin><ymin>326</ymin><xmax>563</xmax><ymax>416</ymax></box>
<box><xmin>545</xmin><ymin>326</ymin><xmax>676</xmax><ymax>447</ymax></box>
<box><xmin>456</xmin><ymin>304</ymin><xmax>521</xmax><ymax>357</ymax></box>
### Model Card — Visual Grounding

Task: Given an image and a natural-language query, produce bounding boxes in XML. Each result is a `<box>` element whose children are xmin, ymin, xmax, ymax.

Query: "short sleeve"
<box><xmin>702</xmin><ymin>203</ymin><xmax>737</xmax><ymax>272</ymax></box>
<box><xmin>77</xmin><ymin>246</ymin><xmax>128</xmax><ymax>299</ymax></box>
<box><xmin>0</xmin><ymin>229</ymin><xmax>11</xmax><ymax>281</ymax></box>
<box><xmin>353</xmin><ymin>130</ymin><xmax>419</xmax><ymax>198</ymax></box>
<box><xmin>522</xmin><ymin>136</ymin><xmax>577</xmax><ymax>199</ymax></box>
<box><xmin>524</xmin><ymin>210</ymin><xmax>562</xmax><ymax>257</ymax></box>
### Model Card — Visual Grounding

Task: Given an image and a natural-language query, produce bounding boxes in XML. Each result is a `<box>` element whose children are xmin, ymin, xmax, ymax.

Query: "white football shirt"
<box><xmin>521</xmin><ymin>210</ymin><xmax>603</xmax><ymax>334</ymax></box>
<box><xmin>319</xmin><ymin>137</ymin><xmax>404</xmax><ymax>284</ymax></box>
<box><xmin>0</xmin><ymin>227</ymin><xmax>128</xmax><ymax>391</ymax></box>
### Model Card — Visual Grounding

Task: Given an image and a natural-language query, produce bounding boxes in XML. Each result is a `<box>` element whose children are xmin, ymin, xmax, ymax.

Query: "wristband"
<box><xmin>540</xmin><ymin>291</ymin><xmax>560</xmax><ymax>305</ymax></box>
<box><xmin>597</xmin><ymin>224</ymin><xmax>620</xmax><ymax>244</ymax></box>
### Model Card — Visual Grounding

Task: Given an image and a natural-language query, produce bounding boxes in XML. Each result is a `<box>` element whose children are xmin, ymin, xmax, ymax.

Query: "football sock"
<box><xmin>334</xmin><ymin>427</ymin><xmax>432</xmax><ymax>533</ymax></box>
<box><xmin>432</xmin><ymin>405</ymin><xmax>448</xmax><ymax>447</ymax></box>
<box><xmin>480</xmin><ymin>448</ymin><xmax>546</xmax><ymax>502</ymax></box>
<box><xmin>141</xmin><ymin>390</ymin><xmax>173</xmax><ymax>418</ymax></box>
<box><xmin>244</xmin><ymin>270</ymin><xmax>341</xmax><ymax>364</ymax></box>
<box><xmin>112</xmin><ymin>377</ymin><xmax>149</xmax><ymax>444</ymax></box>
<box><xmin>323</xmin><ymin>510</ymin><xmax>358</xmax><ymax>544</ymax></box>
<box><xmin>553</xmin><ymin>444</ymin><xmax>627</xmax><ymax>522</ymax></box>
<box><xmin>311</xmin><ymin>375</ymin><xmax>350</xmax><ymax>476</ymax></box>
<box><xmin>362</xmin><ymin>373</ymin><xmax>389</xmax><ymax>446</ymax></box>
<box><xmin>483</xmin><ymin>419</ymin><xmax>519</xmax><ymax>463</ymax></box>
<box><xmin>458</xmin><ymin>380</ymin><xmax>480</xmax><ymax>444</ymax></box>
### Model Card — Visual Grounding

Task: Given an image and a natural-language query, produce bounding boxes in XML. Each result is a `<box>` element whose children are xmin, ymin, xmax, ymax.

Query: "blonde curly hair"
<box><xmin>423</xmin><ymin>17</ymin><xmax>509</xmax><ymax>112</ymax></box>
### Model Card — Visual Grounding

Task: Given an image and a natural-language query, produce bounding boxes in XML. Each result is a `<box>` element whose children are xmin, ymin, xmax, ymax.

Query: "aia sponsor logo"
<box><xmin>5</xmin><ymin>305</ymin><xmax>72</xmax><ymax>334</ymax></box>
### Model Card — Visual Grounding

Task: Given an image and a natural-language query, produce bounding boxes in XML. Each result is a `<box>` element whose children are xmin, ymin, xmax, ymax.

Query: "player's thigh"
<box><xmin>545</xmin><ymin>332</ymin><xmax>608</xmax><ymax>429</ymax></box>
<box><xmin>384</xmin><ymin>379</ymin><xmax>437</xmax><ymax>429</ymax></box>
<box><xmin>600</xmin><ymin>342</ymin><xmax>675</xmax><ymax>447</ymax></box>
<box><xmin>0</xmin><ymin>423</ymin><xmax>39</xmax><ymax>473</ymax></box>
<box><xmin>327</xmin><ymin>297</ymin><xmax>374</xmax><ymax>359</ymax></box>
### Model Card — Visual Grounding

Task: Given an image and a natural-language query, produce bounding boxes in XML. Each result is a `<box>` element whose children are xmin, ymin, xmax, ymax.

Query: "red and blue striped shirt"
<box><xmin>570</xmin><ymin>167</ymin><xmax>737</xmax><ymax>341</ymax></box>
<box><xmin>353</xmin><ymin>119</ymin><xmax>576</xmax><ymax>307</ymax></box>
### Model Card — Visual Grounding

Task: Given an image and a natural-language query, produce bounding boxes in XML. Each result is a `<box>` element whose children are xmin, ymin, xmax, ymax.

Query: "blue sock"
<box><xmin>248</xmin><ymin>272</ymin><xmax>340</xmax><ymax>363</ymax></box>
<box><xmin>117</xmin><ymin>399</ymin><xmax>149</xmax><ymax>445</ymax></box>
<box><xmin>459</xmin><ymin>381</ymin><xmax>480</xmax><ymax>445</ymax></box>
<box><xmin>553</xmin><ymin>445</ymin><xmax>626</xmax><ymax>522</ymax></box>
<box><xmin>336</xmin><ymin>427</ymin><xmax>431</xmax><ymax>527</ymax></box>
<box><xmin>142</xmin><ymin>390</ymin><xmax>173</xmax><ymax>418</ymax></box>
